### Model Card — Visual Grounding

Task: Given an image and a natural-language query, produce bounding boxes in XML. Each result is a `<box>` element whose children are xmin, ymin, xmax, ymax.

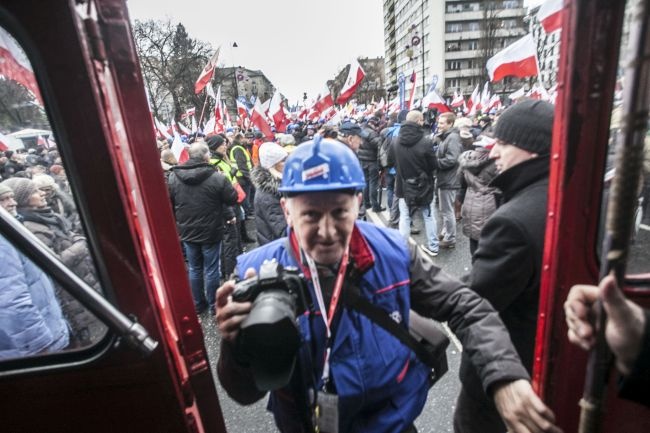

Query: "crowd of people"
<box><xmin>2</xmin><ymin>97</ymin><xmax>648</xmax><ymax>432</ymax></box>
<box><xmin>0</xmin><ymin>145</ymin><xmax>105</xmax><ymax>359</ymax></box>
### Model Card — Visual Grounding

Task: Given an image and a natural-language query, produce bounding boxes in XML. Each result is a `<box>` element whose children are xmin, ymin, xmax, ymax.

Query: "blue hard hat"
<box><xmin>279</xmin><ymin>135</ymin><xmax>365</xmax><ymax>194</ymax></box>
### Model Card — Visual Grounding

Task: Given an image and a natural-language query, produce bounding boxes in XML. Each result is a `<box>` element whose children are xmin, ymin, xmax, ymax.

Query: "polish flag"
<box><xmin>509</xmin><ymin>86</ymin><xmax>526</xmax><ymax>100</ymax></box>
<box><xmin>194</xmin><ymin>47</ymin><xmax>221</xmax><ymax>94</ymax></box>
<box><xmin>537</xmin><ymin>0</ymin><xmax>563</xmax><ymax>34</ymax></box>
<box><xmin>223</xmin><ymin>101</ymin><xmax>233</xmax><ymax>129</ymax></box>
<box><xmin>375</xmin><ymin>97</ymin><xmax>386</xmax><ymax>111</ymax></box>
<box><xmin>250</xmin><ymin>98</ymin><xmax>274</xmax><ymax>139</ymax></box>
<box><xmin>407</xmin><ymin>71</ymin><xmax>417</xmax><ymax>110</ymax></box>
<box><xmin>261</xmin><ymin>98</ymin><xmax>271</xmax><ymax>115</ymax></box>
<box><xmin>269</xmin><ymin>91</ymin><xmax>288</xmax><ymax>133</ymax></box>
<box><xmin>487</xmin><ymin>34</ymin><xmax>539</xmax><ymax>82</ymax></box>
<box><xmin>313</xmin><ymin>85</ymin><xmax>334</xmax><ymax>115</ymax></box>
<box><xmin>176</xmin><ymin>120</ymin><xmax>191</xmax><ymax>135</ymax></box>
<box><xmin>170</xmin><ymin>131</ymin><xmax>189</xmax><ymax>164</ymax></box>
<box><xmin>387</xmin><ymin>96</ymin><xmax>400</xmax><ymax>114</ymax></box>
<box><xmin>155</xmin><ymin>117</ymin><xmax>172</xmax><ymax>140</ymax></box>
<box><xmin>0</xmin><ymin>28</ymin><xmax>42</xmax><ymax>105</ymax></box>
<box><xmin>180</xmin><ymin>107</ymin><xmax>196</xmax><ymax>121</ymax></box>
<box><xmin>467</xmin><ymin>84</ymin><xmax>481</xmax><ymax>114</ymax></box>
<box><xmin>0</xmin><ymin>131</ymin><xmax>10</xmax><ymax>151</ymax></box>
<box><xmin>422</xmin><ymin>88</ymin><xmax>451</xmax><ymax>113</ymax></box>
<box><xmin>236</xmin><ymin>100</ymin><xmax>249</xmax><ymax>121</ymax></box>
<box><xmin>487</xmin><ymin>94</ymin><xmax>502</xmax><ymax>111</ymax></box>
<box><xmin>451</xmin><ymin>90</ymin><xmax>465</xmax><ymax>108</ymax></box>
<box><xmin>480</xmin><ymin>82</ymin><xmax>491</xmax><ymax>109</ymax></box>
<box><xmin>336</xmin><ymin>58</ymin><xmax>366</xmax><ymax>105</ymax></box>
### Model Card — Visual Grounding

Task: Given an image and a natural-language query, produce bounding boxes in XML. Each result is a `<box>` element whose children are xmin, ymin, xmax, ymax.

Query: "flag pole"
<box><xmin>197</xmin><ymin>91</ymin><xmax>210</xmax><ymax>131</ymax></box>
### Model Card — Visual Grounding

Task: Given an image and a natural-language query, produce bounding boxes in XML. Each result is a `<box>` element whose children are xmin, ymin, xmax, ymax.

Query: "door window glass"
<box><xmin>0</xmin><ymin>26</ymin><xmax>108</xmax><ymax>362</ymax></box>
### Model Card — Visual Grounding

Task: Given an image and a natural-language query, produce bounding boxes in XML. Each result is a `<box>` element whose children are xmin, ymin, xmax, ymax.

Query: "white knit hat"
<box><xmin>259</xmin><ymin>142</ymin><xmax>288</xmax><ymax>169</ymax></box>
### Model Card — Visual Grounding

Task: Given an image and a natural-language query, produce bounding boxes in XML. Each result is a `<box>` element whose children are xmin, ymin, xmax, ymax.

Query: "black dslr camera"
<box><xmin>232</xmin><ymin>259</ymin><xmax>311</xmax><ymax>391</ymax></box>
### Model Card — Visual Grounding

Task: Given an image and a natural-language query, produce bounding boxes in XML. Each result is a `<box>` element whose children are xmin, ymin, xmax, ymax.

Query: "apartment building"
<box><xmin>384</xmin><ymin>0</ymin><xmax>528</xmax><ymax>99</ymax></box>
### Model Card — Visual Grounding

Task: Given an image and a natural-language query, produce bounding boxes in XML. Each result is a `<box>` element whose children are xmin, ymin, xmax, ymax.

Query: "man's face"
<box><xmin>344</xmin><ymin>134</ymin><xmax>363</xmax><ymax>153</ymax></box>
<box><xmin>39</xmin><ymin>185</ymin><xmax>55</xmax><ymax>199</ymax></box>
<box><xmin>0</xmin><ymin>192</ymin><xmax>17</xmax><ymax>216</ymax></box>
<box><xmin>490</xmin><ymin>140</ymin><xmax>536</xmax><ymax>173</ymax></box>
<box><xmin>281</xmin><ymin>191</ymin><xmax>359</xmax><ymax>266</ymax></box>
<box><xmin>437</xmin><ymin>117</ymin><xmax>452</xmax><ymax>133</ymax></box>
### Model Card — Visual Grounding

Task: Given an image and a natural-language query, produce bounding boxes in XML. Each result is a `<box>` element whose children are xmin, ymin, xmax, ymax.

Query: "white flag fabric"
<box><xmin>336</xmin><ymin>58</ymin><xmax>366</xmax><ymax>105</ymax></box>
<box><xmin>537</xmin><ymin>0</ymin><xmax>563</xmax><ymax>33</ymax></box>
<box><xmin>486</xmin><ymin>34</ymin><xmax>539</xmax><ymax>82</ymax></box>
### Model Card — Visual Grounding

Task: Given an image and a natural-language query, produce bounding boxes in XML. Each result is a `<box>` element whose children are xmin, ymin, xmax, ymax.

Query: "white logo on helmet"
<box><xmin>390</xmin><ymin>311</ymin><xmax>402</xmax><ymax>324</ymax></box>
<box><xmin>302</xmin><ymin>163</ymin><xmax>330</xmax><ymax>182</ymax></box>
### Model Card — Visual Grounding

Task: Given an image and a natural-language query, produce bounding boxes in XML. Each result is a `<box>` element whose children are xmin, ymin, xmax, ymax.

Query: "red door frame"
<box><xmin>536</xmin><ymin>0</ymin><xmax>650</xmax><ymax>431</ymax></box>
<box><xmin>0</xmin><ymin>1</ymin><xmax>226</xmax><ymax>431</ymax></box>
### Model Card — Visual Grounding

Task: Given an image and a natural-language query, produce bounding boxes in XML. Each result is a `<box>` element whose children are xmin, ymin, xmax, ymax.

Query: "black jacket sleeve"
<box><xmin>619</xmin><ymin>308</ymin><xmax>650</xmax><ymax>406</ymax></box>
<box><xmin>407</xmin><ymin>239</ymin><xmax>530</xmax><ymax>393</ymax></box>
<box><xmin>465</xmin><ymin>214</ymin><xmax>534</xmax><ymax>311</ymax></box>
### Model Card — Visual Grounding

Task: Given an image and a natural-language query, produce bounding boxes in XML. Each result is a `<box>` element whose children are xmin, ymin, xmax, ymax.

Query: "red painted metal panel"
<box><xmin>0</xmin><ymin>1</ymin><xmax>226</xmax><ymax>431</ymax></box>
<box><xmin>535</xmin><ymin>0</ymin><xmax>650</xmax><ymax>431</ymax></box>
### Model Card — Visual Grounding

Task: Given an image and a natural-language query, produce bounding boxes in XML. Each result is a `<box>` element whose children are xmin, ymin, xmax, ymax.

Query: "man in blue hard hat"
<box><xmin>215</xmin><ymin>136</ymin><xmax>560</xmax><ymax>433</ymax></box>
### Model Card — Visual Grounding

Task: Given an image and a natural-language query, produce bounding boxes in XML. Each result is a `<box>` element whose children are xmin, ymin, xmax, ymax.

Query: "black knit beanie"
<box><xmin>494</xmin><ymin>99</ymin><xmax>554</xmax><ymax>155</ymax></box>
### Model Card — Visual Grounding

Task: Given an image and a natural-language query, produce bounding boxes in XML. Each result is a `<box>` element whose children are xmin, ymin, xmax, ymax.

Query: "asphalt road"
<box><xmin>200</xmin><ymin>202</ymin><xmax>474</xmax><ymax>433</ymax></box>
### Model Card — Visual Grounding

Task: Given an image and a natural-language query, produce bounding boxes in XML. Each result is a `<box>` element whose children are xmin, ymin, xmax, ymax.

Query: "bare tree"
<box><xmin>133</xmin><ymin>19</ymin><xmax>213</xmax><ymax>122</ymax></box>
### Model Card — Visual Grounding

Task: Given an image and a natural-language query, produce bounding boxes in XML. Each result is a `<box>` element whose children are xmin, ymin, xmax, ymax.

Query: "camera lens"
<box><xmin>236</xmin><ymin>290</ymin><xmax>302</xmax><ymax>391</ymax></box>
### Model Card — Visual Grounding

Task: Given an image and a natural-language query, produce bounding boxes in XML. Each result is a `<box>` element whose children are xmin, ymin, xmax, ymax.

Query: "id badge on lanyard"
<box><xmin>309</xmin><ymin>389</ymin><xmax>339</xmax><ymax>433</ymax></box>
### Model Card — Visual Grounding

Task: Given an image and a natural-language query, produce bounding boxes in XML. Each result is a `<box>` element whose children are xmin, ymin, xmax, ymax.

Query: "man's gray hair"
<box><xmin>188</xmin><ymin>142</ymin><xmax>209</xmax><ymax>160</ymax></box>
<box><xmin>406</xmin><ymin>110</ymin><xmax>423</xmax><ymax>123</ymax></box>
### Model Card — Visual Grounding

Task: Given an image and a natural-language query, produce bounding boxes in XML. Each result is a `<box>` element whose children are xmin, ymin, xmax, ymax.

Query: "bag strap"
<box><xmin>342</xmin><ymin>282</ymin><xmax>448</xmax><ymax>370</ymax></box>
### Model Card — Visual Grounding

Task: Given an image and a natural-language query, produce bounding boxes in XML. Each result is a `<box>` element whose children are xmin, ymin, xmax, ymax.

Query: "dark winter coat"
<box><xmin>19</xmin><ymin>207</ymin><xmax>106</xmax><ymax>347</ymax></box>
<box><xmin>459</xmin><ymin>156</ymin><xmax>549</xmax><ymax>427</ymax></box>
<box><xmin>390</xmin><ymin>121</ymin><xmax>437</xmax><ymax>199</ymax></box>
<box><xmin>251</xmin><ymin>166</ymin><xmax>287</xmax><ymax>245</ymax></box>
<box><xmin>458</xmin><ymin>148</ymin><xmax>499</xmax><ymax>240</ymax></box>
<box><xmin>435</xmin><ymin>127</ymin><xmax>463</xmax><ymax>189</ymax></box>
<box><xmin>168</xmin><ymin>158</ymin><xmax>238</xmax><ymax>244</ymax></box>
<box><xmin>0</xmin><ymin>235</ymin><xmax>69</xmax><ymax>360</ymax></box>
<box><xmin>358</xmin><ymin>126</ymin><xmax>381</xmax><ymax>163</ymax></box>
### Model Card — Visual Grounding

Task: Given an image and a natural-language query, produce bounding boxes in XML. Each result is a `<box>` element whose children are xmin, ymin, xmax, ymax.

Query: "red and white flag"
<box><xmin>387</xmin><ymin>96</ymin><xmax>400</xmax><ymax>114</ymax></box>
<box><xmin>509</xmin><ymin>86</ymin><xmax>526</xmax><ymax>101</ymax></box>
<box><xmin>336</xmin><ymin>58</ymin><xmax>366</xmax><ymax>105</ymax></box>
<box><xmin>480</xmin><ymin>82</ymin><xmax>491</xmax><ymax>109</ymax></box>
<box><xmin>467</xmin><ymin>84</ymin><xmax>481</xmax><ymax>115</ymax></box>
<box><xmin>451</xmin><ymin>90</ymin><xmax>465</xmax><ymax>108</ymax></box>
<box><xmin>537</xmin><ymin>0</ymin><xmax>563</xmax><ymax>34</ymax></box>
<box><xmin>487</xmin><ymin>94</ymin><xmax>502</xmax><ymax>111</ymax></box>
<box><xmin>313</xmin><ymin>85</ymin><xmax>334</xmax><ymax>115</ymax></box>
<box><xmin>0</xmin><ymin>28</ymin><xmax>42</xmax><ymax>105</ymax></box>
<box><xmin>195</xmin><ymin>47</ymin><xmax>221</xmax><ymax>94</ymax></box>
<box><xmin>422</xmin><ymin>88</ymin><xmax>451</xmax><ymax>113</ymax></box>
<box><xmin>223</xmin><ymin>101</ymin><xmax>233</xmax><ymax>129</ymax></box>
<box><xmin>269</xmin><ymin>91</ymin><xmax>289</xmax><ymax>133</ymax></box>
<box><xmin>177</xmin><ymin>119</ymin><xmax>191</xmax><ymax>135</ymax></box>
<box><xmin>0</xmin><ymin>131</ymin><xmax>10</xmax><ymax>151</ymax></box>
<box><xmin>251</xmin><ymin>98</ymin><xmax>274</xmax><ymax>139</ymax></box>
<box><xmin>486</xmin><ymin>34</ymin><xmax>539</xmax><ymax>82</ymax></box>
<box><xmin>260</xmin><ymin>98</ymin><xmax>271</xmax><ymax>115</ymax></box>
<box><xmin>181</xmin><ymin>107</ymin><xmax>196</xmax><ymax>121</ymax></box>
<box><xmin>154</xmin><ymin>117</ymin><xmax>172</xmax><ymax>140</ymax></box>
<box><xmin>407</xmin><ymin>71</ymin><xmax>417</xmax><ymax>110</ymax></box>
<box><xmin>375</xmin><ymin>97</ymin><xmax>386</xmax><ymax>111</ymax></box>
<box><xmin>236</xmin><ymin>99</ymin><xmax>249</xmax><ymax>121</ymax></box>
<box><xmin>170</xmin><ymin>131</ymin><xmax>189</xmax><ymax>164</ymax></box>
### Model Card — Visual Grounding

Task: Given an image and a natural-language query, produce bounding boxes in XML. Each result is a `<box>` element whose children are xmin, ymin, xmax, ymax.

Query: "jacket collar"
<box><xmin>490</xmin><ymin>156</ymin><xmax>549</xmax><ymax>202</ymax></box>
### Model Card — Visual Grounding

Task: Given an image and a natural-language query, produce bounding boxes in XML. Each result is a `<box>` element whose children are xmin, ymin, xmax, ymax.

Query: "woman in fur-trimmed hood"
<box><xmin>458</xmin><ymin>143</ymin><xmax>500</xmax><ymax>255</ymax></box>
<box><xmin>250</xmin><ymin>142</ymin><xmax>288</xmax><ymax>246</ymax></box>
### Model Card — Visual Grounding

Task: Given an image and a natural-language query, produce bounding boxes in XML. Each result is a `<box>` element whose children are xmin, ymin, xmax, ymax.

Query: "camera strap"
<box><xmin>303</xmin><ymin>248</ymin><xmax>349</xmax><ymax>386</ymax></box>
<box><xmin>343</xmin><ymin>282</ymin><xmax>449</xmax><ymax>383</ymax></box>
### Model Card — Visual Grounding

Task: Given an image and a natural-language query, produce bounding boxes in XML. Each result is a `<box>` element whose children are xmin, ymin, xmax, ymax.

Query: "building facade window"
<box><xmin>447</xmin><ymin>60</ymin><xmax>461</xmax><ymax>70</ymax></box>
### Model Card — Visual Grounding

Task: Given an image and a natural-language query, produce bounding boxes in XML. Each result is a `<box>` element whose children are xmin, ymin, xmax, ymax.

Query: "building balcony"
<box><xmin>444</xmin><ymin>7</ymin><xmax>526</xmax><ymax>22</ymax></box>
<box><xmin>445</xmin><ymin>68</ymin><xmax>483</xmax><ymax>78</ymax></box>
<box><xmin>445</xmin><ymin>49</ymin><xmax>481</xmax><ymax>60</ymax></box>
<box><xmin>445</xmin><ymin>30</ymin><xmax>481</xmax><ymax>41</ymax></box>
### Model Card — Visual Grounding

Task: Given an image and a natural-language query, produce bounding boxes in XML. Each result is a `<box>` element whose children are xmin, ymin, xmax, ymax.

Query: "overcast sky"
<box><xmin>126</xmin><ymin>0</ymin><xmax>385</xmax><ymax>104</ymax></box>
<box><xmin>127</xmin><ymin>0</ymin><xmax>541</xmax><ymax>104</ymax></box>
